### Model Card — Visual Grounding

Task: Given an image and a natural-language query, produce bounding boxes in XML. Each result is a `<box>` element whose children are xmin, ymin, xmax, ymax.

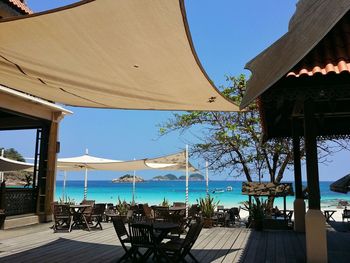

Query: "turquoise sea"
<box><xmin>55</xmin><ymin>181</ymin><xmax>350</xmax><ymax>209</ymax></box>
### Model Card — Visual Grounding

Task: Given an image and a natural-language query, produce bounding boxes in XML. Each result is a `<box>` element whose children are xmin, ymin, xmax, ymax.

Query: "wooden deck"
<box><xmin>0</xmin><ymin>222</ymin><xmax>349</xmax><ymax>262</ymax></box>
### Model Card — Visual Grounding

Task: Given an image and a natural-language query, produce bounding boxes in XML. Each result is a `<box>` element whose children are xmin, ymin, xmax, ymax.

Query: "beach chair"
<box><xmin>159</xmin><ymin>220</ymin><xmax>204</xmax><ymax>263</ymax></box>
<box><xmin>342</xmin><ymin>208</ymin><xmax>350</xmax><ymax>222</ymax></box>
<box><xmin>112</xmin><ymin>217</ymin><xmax>133</xmax><ymax>263</ymax></box>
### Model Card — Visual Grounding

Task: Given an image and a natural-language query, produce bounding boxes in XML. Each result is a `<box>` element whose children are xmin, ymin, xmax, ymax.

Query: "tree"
<box><xmin>0</xmin><ymin>147</ymin><xmax>25</xmax><ymax>162</ymax></box>
<box><xmin>159</xmin><ymin>75</ymin><xmax>349</xmax><ymax>207</ymax></box>
<box><xmin>0</xmin><ymin>147</ymin><xmax>32</xmax><ymax>187</ymax></box>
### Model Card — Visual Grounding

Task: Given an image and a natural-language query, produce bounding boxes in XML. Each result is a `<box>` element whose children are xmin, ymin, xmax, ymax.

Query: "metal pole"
<box><xmin>206</xmin><ymin>161</ymin><xmax>209</xmax><ymax>195</ymax></box>
<box><xmin>84</xmin><ymin>168</ymin><xmax>88</xmax><ymax>200</ymax></box>
<box><xmin>185</xmin><ymin>145</ymin><xmax>189</xmax><ymax>218</ymax></box>
<box><xmin>132</xmin><ymin>169</ymin><xmax>136</xmax><ymax>205</ymax></box>
<box><xmin>0</xmin><ymin>149</ymin><xmax>3</xmax><ymax>183</ymax></box>
<box><xmin>62</xmin><ymin>171</ymin><xmax>67</xmax><ymax>202</ymax></box>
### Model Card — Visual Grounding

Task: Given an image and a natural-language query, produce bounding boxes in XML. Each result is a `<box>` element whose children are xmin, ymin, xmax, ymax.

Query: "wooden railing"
<box><xmin>0</xmin><ymin>187</ymin><xmax>36</xmax><ymax>216</ymax></box>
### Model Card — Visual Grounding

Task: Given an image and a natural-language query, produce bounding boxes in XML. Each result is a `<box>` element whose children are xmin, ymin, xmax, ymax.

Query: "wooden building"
<box><xmin>0</xmin><ymin>1</ymin><xmax>71</xmax><ymax>229</ymax></box>
<box><xmin>241</xmin><ymin>0</ymin><xmax>350</xmax><ymax>262</ymax></box>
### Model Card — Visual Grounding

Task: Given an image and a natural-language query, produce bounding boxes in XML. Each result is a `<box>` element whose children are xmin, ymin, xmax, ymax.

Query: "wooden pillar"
<box><xmin>292</xmin><ymin>120</ymin><xmax>305</xmax><ymax>232</ymax></box>
<box><xmin>304</xmin><ymin>101</ymin><xmax>327</xmax><ymax>263</ymax></box>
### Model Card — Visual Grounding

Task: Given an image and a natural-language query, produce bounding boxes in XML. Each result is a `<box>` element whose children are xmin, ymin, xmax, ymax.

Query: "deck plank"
<box><xmin>0</xmin><ymin>221</ymin><xmax>349</xmax><ymax>262</ymax></box>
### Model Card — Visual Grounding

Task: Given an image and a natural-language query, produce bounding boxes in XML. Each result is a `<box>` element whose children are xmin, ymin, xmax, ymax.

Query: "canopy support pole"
<box><xmin>62</xmin><ymin>171</ymin><xmax>67</xmax><ymax>202</ymax></box>
<box><xmin>84</xmin><ymin>168</ymin><xmax>88</xmax><ymax>200</ymax></box>
<box><xmin>206</xmin><ymin>161</ymin><xmax>209</xmax><ymax>196</ymax></box>
<box><xmin>185</xmin><ymin>145</ymin><xmax>189</xmax><ymax>218</ymax></box>
<box><xmin>132</xmin><ymin>169</ymin><xmax>136</xmax><ymax>205</ymax></box>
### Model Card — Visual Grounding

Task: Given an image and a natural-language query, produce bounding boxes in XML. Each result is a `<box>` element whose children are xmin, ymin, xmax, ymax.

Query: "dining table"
<box><xmin>70</xmin><ymin>204</ymin><xmax>92</xmax><ymax>231</ymax></box>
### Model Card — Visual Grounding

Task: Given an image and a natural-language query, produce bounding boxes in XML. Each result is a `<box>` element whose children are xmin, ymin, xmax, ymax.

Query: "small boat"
<box><xmin>212</xmin><ymin>188</ymin><xmax>225</xmax><ymax>194</ymax></box>
<box><xmin>226</xmin><ymin>186</ymin><xmax>233</xmax><ymax>191</ymax></box>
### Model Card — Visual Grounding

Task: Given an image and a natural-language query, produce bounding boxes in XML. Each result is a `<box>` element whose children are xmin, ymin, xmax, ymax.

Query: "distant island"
<box><xmin>152</xmin><ymin>173</ymin><xmax>204</xmax><ymax>181</ymax></box>
<box><xmin>179</xmin><ymin>173</ymin><xmax>204</xmax><ymax>181</ymax></box>
<box><xmin>152</xmin><ymin>173</ymin><xmax>178</xmax><ymax>181</ymax></box>
<box><xmin>112</xmin><ymin>174</ymin><xmax>144</xmax><ymax>183</ymax></box>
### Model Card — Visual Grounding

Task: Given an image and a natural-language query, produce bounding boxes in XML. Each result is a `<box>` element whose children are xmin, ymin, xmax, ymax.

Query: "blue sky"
<box><xmin>1</xmin><ymin>0</ymin><xmax>349</xmax><ymax>181</ymax></box>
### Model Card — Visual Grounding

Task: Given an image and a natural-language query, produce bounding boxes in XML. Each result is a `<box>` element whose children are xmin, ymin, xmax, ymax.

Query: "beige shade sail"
<box><xmin>241</xmin><ymin>0</ymin><xmax>350</xmax><ymax>109</ymax></box>
<box><xmin>0</xmin><ymin>0</ymin><xmax>238</xmax><ymax>112</ymax></box>
<box><xmin>57</xmin><ymin>151</ymin><xmax>197</xmax><ymax>172</ymax></box>
<box><xmin>0</xmin><ymin>156</ymin><xmax>33</xmax><ymax>172</ymax></box>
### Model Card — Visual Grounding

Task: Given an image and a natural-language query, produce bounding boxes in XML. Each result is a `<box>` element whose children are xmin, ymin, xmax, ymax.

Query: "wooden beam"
<box><xmin>292</xmin><ymin>119</ymin><xmax>303</xmax><ymax>199</ymax></box>
<box><xmin>304</xmin><ymin>101</ymin><xmax>321</xmax><ymax>210</ymax></box>
<box><xmin>0</xmin><ymin>93</ymin><xmax>54</xmax><ymax>121</ymax></box>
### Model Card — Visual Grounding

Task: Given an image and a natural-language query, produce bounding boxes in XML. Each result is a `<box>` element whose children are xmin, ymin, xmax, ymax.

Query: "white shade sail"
<box><xmin>0</xmin><ymin>0</ymin><xmax>238</xmax><ymax>112</ymax></box>
<box><xmin>0</xmin><ymin>156</ymin><xmax>33</xmax><ymax>172</ymax></box>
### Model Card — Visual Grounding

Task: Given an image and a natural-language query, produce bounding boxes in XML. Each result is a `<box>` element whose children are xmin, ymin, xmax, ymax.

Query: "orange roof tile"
<box><xmin>287</xmin><ymin>12</ymin><xmax>350</xmax><ymax>78</ymax></box>
<box><xmin>6</xmin><ymin>0</ymin><xmax>33</xmax><ymax>14</ymax></box>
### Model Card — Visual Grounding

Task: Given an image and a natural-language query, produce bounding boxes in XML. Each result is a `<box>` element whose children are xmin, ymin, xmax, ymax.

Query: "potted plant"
<box><xmin>197</xmin><ymin>195</ymin><xmax>218</xmax><ymax>228</ymax></box>
<box><xmin>161</xmin><ymin>197</ymin><xmax>169</xmax><ymax>207</ymax></box>
<box><xmin>244</xmin><ymin>199</ymin><xmax>266</xmax><ymax>231</ymax></box>
<box><xmin>116</xmin><ymin>197</ymin><xmax>129</xmax><ymax>222</ymax></box>
<box><xmin>58</xmin><ymin>196</ymin><xmax>76</xmax><ymax>205</ymax></box>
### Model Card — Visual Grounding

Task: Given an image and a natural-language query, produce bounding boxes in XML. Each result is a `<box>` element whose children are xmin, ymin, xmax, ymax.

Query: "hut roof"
<box><xmin>4</xmin><ymin>0</ymin><xmax>32</xmax><ymax>15</ymax></box>
<box><xmin>241</xmin><ymin>0</ymin><xmax>350</xmax><ymax>109</ymax></box>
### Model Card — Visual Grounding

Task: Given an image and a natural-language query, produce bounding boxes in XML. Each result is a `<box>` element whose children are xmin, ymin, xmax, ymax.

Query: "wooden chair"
<box><xmin>91</xmin><ymin>203</ymin><xmax>105</xmax><ymax>229</ymax></box>
<box><xmin>129</xmin><ymin>222</ymin><xmax>158</xmax><ymax>261</ymax></box>
<box><xmin>152</xmin><ymin>206</ymin><xmax>169</xmax><ymax>222</ymax></box>
<box><xmin>80</xmin><ymin>200</ymin><xmax>95</xmax><ymax>223</ymax></box>
<box><xmin>112</xmin><ymin>217</ymin><xmax>134</xmax><ymax>263</ymax></box>
<box><xmin>53</xmin><ymin>204</ymin><xmax>73</xmax><ymax>232</ymax></box>
<box><xmin>143</xmin><ymin>203</ymin><xmax>154</xmax><ymax>222</ymax></box>
<box><xmin>342</xmin><ymin>208</ymin><xmax>350</xmax><ymax>222</ymax></box>
<box><xmin>159</xmin><ymin>220</ymin><xmax>204</xmax><ymax>263</ymax></box>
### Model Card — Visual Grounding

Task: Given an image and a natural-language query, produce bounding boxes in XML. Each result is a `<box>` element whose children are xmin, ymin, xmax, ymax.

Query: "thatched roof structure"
<box><xmin>242</xmin><ymin>182</ymin><xmax>294</xmax><ymax>197</ymax></box>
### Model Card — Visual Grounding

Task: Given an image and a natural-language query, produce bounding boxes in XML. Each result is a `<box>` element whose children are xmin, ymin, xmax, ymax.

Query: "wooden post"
<box><xmin>304</xmin><ymin>101</ymin><xmax>327</xmax><ymax>263</ymax></box>
<box><xmin>303</xmin><ymin>103</ymin><xmax>320</xmax><ymax>210</ymax></box>
<box><xmin>292</xmin><ymin>122</ymin><xmax>303</xmax><ymax>199</ymax></box>
<box><xmin>44</xmin><ymin>120</ymin><xmax>59</xmax><ymax>221</ymax></box>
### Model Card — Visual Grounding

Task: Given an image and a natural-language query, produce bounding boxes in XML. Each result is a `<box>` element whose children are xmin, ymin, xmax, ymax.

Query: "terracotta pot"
<box><xmin>203</xmin><ymin>217</ymin><xmax>213</xmax><ymax>228</ymax></box>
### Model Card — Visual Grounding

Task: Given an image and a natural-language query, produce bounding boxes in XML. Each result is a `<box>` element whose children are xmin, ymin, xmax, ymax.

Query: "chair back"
<box><xmin>93</xmin><ymin>203</ymin><xmax>106</xmax><ymax>215</ymax></box>
<box><xmin>217</xmin><ymin>205</ymin><xmax>225</xmax><ymax>213</ymax></box>
<box><xmin>173</xmin><ymin>202</ymin><xmax>186</xmax><ymax>207</ymax></box>
<box><xmin>81</xmin><ymin>200</ymin><xmax>95</xmax><ymax>214</ymax></box>
<box><xmin>128</xmin><ymin>223</ymin><xmax>154</xmax><ymax>247</ymax></box>
<box><xmin>188</xmin><ymin>204</ymin><xmax>200</xmax><ymax>217</ymax></box>
<box><xmin>344</xmin><ymin>209</ymin><xmax>350</xmax><ymax>216</ymax></box>
<box><xmin>106</xmin><ymin>203</ymin><xmax>114</xmax><ymax>211</ymax></box>
<box><xmin>182</xmin><ymin>221</ymin><xmax>203</xmax><ymax>254</ymax></box>
<box><xmin>53</xmin><ymin>204</ymin><xmax>70</xmax><ymax>218</ymax></box>
<box><xmin>112</xmin><ymin>217</ymin><xmax>129</xmax><ymax>240</ymax></box>
<box><xmin>143</xmin><ymin>204</ymin><xmax>154</xmax><ymax>221</ymax></box>
<box><xmin>233</xmin><ymin>207</ymin><xmax>240</xmax><ymax>217</ymax></box>
<box><xmin>152</xmin><ymin>206</ymin><xmax>169</xmax><ymax>221</ymax></box>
